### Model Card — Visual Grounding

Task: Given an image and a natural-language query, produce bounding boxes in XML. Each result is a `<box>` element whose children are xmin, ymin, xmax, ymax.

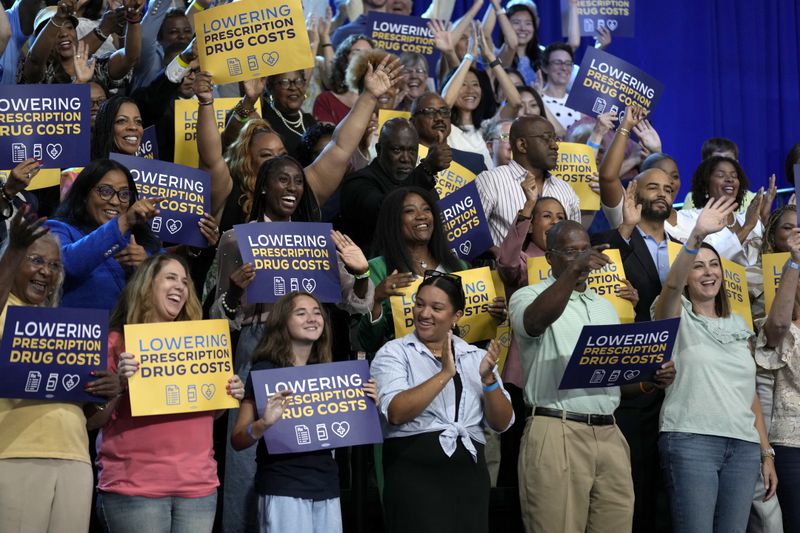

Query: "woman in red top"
<box><xmin>94</xmin><ymin>254</ymin><xmax>244</xmax><ymax>533</ymax></box>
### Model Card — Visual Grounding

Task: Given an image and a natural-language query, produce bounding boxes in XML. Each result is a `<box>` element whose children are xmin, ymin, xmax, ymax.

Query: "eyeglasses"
<box><xmin>91</xmin><ymin>97</ymin><xmax>106</xmax><ymax>108</ymax></box>
<box><xmin>94</xmin><ymin>185</ymin><xmax>131</xmax><ymax>203</ymax></box>
<box><xmin>524</xmin><ymin>133</ymin><xmax>559</xmax><ymax>144</ymax></box>
<box><xmin>547</xmin><ymin>59</ymin><xmax>573</xmax><ymax>68</ymax></box>
<box><xmin>274</xmin><ymin>77</ymin><xmax>306</xmax><ymax>89</ymax></box>
<box><xmin>416</xmin><ymin>107</ymin><xmax>450</xmax><ymax>118</ymax></box>
<box><xmin>497</xmin><ymin>133</ymin><xmax>510</xmax><ymax>142</ymax></box>
<box><xmin>423</xmin><ymin>270</ymin><xmax>462</xmax><ymax>284</ymax></box>
<box><xmin>406</xmin><ymin>67</ymin><xmax>427</xmax><ymax>75</ymax></box>
<box><xmin>26</xmin><ymin>254</ymin><xmax>62</xmax><ymax>271</ymax></box>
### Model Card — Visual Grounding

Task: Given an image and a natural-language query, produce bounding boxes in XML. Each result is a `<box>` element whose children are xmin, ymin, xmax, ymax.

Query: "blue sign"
<box><xmin>438</xmin><ymin>182</ymin><xmax>493</xmax><ymax>261</ymax></box>
<box><xmin>0</xmin><ymin>306</ymin><xmax>108</xmax><ymax>403</ymax></box>
<box><xmin>560</xmin><ymin>0</ymin><xmax>635</xmax><ymax>38</ymax></box>
<box><xmin>795</xmin><ymin>165</ymin><xmax>800</xmax><ymax>225</ymax></box>
<box><xmin>135</xmin><ymin>126</ymin><xmax>159</xmax><ymax>160</ymax></box>
<box><xmin>565</xmin><ymin>48</ymin><xmax>663</xmax><ymax>118</ymax></box>
<box><xmin>234</xmin><ymin>221</ymin><xmax>342</xmax><ymax>304</ymax></box>
<box><xmin>110</xmin><ymin>153</ymin><xmax>210</xmax><ymax>248</ymax></box>
<box><xmin>251</xmin><ymin>360</ymin><xmax>383</xmax><ymax>454</ymax></box>
<box><xmin>0</xmin><ymin>84</ymin><xmax>91</xmax><ymax>169</ymax></box>
<box><xmin>368</xmin><ymin>12</ymin><xmax>440</xmax><ymax>75</ymax></box>
<box><xmin>559</xmin><ymin>317</ymin><xmax>679</xmax><ymax>389</ymax></box>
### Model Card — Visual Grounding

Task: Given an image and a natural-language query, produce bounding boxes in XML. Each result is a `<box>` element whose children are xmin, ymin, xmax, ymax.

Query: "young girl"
<box><xmin>231</xmin><ymin>291</ymin><xmax>377</xmax><ymax>532</ymax></box>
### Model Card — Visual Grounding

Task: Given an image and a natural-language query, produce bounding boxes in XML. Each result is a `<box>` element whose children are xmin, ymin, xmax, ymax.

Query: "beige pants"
<box><xmin>518</xmin><ymin>415</ymin><xmax>634</xmax><ymax>533</ymax></box>
<box><xmin>0</xmin><ymin>458</ymin><xmax>93</xmax><ymax>533</ymax></box>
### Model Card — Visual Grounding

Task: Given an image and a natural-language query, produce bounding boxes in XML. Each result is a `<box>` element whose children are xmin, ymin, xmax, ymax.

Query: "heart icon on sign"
<box><xmin>607</xmin><ymin>19</ymin><xmax>618</xmax><ymax>31</ymax></box>
<box><xmin>302</xmin><ymin>278</ymin><xmax>317</xmax><ymax>292</ymax></box>
<box><xmin>459</xmin><ymin>324</ymin><xmax>471</xmax><ymax>336</ymax></box>
<box><xmin>459</xmin><ymin>240</ymin><xmax>472</xmax><ymax>256</ymax></box>
<box><xmin>262</xmin><ymin>52</ymin><xmax>280</xmax><ymax>66</ymax></box>
<box><xmin>623</xmin><ymin>370</ymin><xmax>640</xmax><ymax>380</ymax></box>
<box><xmin>166</xmin><ymin>219</ymin><xmax>182</xmax><ymax>234</ymax></box>
<box><xmin>62</xmin><ymin>374</ymin><xmax>80</xmax><ymax>391</ymax></box>
<box><xmin>331</xmin><ymin>421</ymin><xmax>350</xmax><ymax>438</ymax></box>
<box><xmin>46</xmin><ymin>143</ymin><xmax>63</xmax><ymax>159</ymax></box>
<box><xmin>201</xmin><ymin>384</ymin><xmax>215</xmax><ymax>400</ymax></box>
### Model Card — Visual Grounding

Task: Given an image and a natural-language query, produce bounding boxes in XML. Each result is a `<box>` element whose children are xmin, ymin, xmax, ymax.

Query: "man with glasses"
<box><xmin>410</xmin><ymin>92</ymin><xmax>487</xmax><ymax>177</ymax></box>
<box><xmin>508</xmin><ymin>220</ymin><xmax>675</xmax><ymax>533</ymax></box>
<box><xmin>474</xmin><ymin>115</ymin><xmax>581</xmax><ymax>248</ymax></box>
<box><xmin>483</xmin><ymin>118</ymin><xmax>514</xmax><ymax>168</ymax></box>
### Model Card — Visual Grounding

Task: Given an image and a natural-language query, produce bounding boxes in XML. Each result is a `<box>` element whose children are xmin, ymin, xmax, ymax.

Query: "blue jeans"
<box><xmin>96</xmin><ymin>491</ymin><xmax>217</xmax><ymax>533</ymax></box>
<box><xmin>659</xmin><ymin>432</ymin><xmax>760</xmax><ymax>533</ymax></box>
<box><xmin>775</xmin><ymin>445</ymin><xmax>800</xmax><ymax>532</ymax></box>
<box><xmin>258</xmin><ymin>494</ymin><xmax>342</xmax><ymax>533</ymax></box>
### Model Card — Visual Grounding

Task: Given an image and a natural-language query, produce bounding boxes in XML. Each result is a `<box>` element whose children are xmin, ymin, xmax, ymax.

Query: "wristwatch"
<box><xmin>761</xmin><ymin>447</ymin><xmax>776</xmax><ymax>460</ymax></box>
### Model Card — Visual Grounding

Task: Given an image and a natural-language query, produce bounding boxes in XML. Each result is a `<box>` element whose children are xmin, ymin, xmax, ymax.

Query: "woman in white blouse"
<box><xmin>371</xmin><ymin>272</ymin><xmax>513</xmax><ymax>533</ymax></box>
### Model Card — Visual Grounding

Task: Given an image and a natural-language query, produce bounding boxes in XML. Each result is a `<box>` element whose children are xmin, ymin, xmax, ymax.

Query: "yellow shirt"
<box><xmin>0</xmin><ymin>294</ymin><xmax>89</xmax><ymax>463</ymax></box>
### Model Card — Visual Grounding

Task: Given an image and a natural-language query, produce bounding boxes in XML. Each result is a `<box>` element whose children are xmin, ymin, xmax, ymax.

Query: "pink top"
<box><xmin>312</xmin><ymin>91</ymin><xmax>352</xmax><ymax>125</ymax></box>
<box><xmin>497</xmin><ymin>216</ymin><xmax>545</xmax><ymax>388</ymax></box>
<box><xmin>96</xmin><ymin>331</ymin><xmax>219</xmax><ymax>498</ymax></box>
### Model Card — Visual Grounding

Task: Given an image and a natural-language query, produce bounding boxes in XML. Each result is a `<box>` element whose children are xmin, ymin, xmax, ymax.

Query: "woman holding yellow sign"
<box><xmin>372</xmin><ymin>271</ymin><xmax>514</xmax><ymax>533</ymax></box>
<box><xmin>94</xmin><ymin>254</ymin><xmax>245</xmax><ymax>533</ymax></box>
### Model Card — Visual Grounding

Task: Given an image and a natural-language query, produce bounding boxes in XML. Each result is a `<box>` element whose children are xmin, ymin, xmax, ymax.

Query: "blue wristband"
<box><xmin>247</xmin><ymin>422</ymin><xmax>257</xmax><ymax>440</ymax></box>
<box><xmin>482</xmin><ymin>380</ymin><xmax>500</xmax><ymax>393</ymax></box>
<box><xmin>788</xmin><ymin>260</ymin><xmax>800</xmax><ymax>271</ymax></box>
<box><xmin>586</xmin><ymin>140</ymin><xmax>601</xmax><ymax>149</ymax></box>
<box><xmin>683</xmin><ymin>243</ymin><xmax>699</xmax><ymax>255</ymax></box>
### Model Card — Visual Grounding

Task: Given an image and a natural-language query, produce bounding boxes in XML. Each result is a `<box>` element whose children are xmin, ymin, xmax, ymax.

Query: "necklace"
<box><xmin>726</xmin><ymin>214</ymin><xmax>738</xmax><ymax>229</ymax></box>
<box><xmin>416</xmin><ymin>258</ymin><xmax>428</xmax><ymax>270</ymax></box>
<box><xmin>270</xmin><ymin>101</ymin><xmax>305</xmax><ymax>136</ymax></box>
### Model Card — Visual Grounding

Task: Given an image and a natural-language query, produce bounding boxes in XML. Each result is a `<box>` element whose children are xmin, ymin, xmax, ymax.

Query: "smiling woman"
<box><xmin>91</xmin><ymin>96</ymin><xmax>144</xmax><ymax>159</ymax></box>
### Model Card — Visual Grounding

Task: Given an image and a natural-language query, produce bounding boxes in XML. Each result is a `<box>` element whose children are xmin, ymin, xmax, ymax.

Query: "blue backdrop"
<box><xmin>410</xmin><ymin>0</ymin><xmax>800</xmax><ymax>201</ymax></box>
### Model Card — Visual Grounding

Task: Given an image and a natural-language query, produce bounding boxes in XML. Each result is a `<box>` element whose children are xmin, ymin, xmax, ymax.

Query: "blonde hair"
<box><xmin>224</xmin><ymin>119</ymin><xmax>275</xmax><ymax>218</ymax></box>
<box><xmin>110</xmin><ymin>254</ymin><xmax>202</xmax><ymax>329</ymax></box>
<box><xmin>346</xmin><ymin>49</ymin><xmax>396</xmax><ymax>94</ymax></box>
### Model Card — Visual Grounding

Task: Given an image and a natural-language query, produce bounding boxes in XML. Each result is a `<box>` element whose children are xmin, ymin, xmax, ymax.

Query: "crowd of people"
<box><xmin>0</xmin><ymin>0</ymin><xmax>798</xmax><ymax>532</ymax></box>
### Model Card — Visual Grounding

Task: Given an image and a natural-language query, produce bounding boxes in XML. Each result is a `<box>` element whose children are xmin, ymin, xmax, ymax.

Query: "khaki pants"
<box><xmin>518</xmin><ymin>415</ymin><xmax>634</xmax><ymax>533</ymax></box>
<box><xmin>0</xmin><ymin>458</ymin><xmax>93</xmax><ymax>533</ymax></box>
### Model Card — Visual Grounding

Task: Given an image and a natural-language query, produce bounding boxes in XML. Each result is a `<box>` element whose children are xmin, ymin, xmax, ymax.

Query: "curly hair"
<box><xmin>224</xmin><ymin>119</ymin><xmax>278</xmax><ymax>218</ymax></box>
<box><xmin>346</xmin><ymin>48</ymin><xmax>395</xmax><ymax>94</ymax></box>
<box><xmin>690</xmin><ymin>155</ymin><xmax>749</xmax><ymax>209</ymax></box>
<box><xmin>762</xmin><ymin>204</ymin><xmax>797</xmax><ymax>254</ymax></box>
<box><xmin>297</xmin><ymin>123</ymin><xmax>335</xmax><ymax>167</ymax></box>
<box><xmin>328</xmin><ymin>34</ymin><xmax>374</xmax><ymax>94</ymax></box>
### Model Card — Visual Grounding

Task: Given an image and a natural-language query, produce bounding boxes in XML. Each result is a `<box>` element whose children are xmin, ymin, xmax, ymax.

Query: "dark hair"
<box><xmin>157</xmin><ymin>8</ymin><xmax>188</xmax><ymax>42</ymax></box>
<box><xmin>418</xmin><ymin>274</ymin><xmax>466</xmax><ymax>313</ymax></box>
<box><xmin>641</xmin><ymin>152</ymin><xmax>677</xmax><ymax>172</ymax></box>
<box><xmin>762</xmin><ymin>204</ymin><xmax>797</xmax><ymax>254</ymax></box>
<box><xmin>682</xmin><ymin>243</ymin><xmax>730</xmax><ymax>318</ymax></box>
<box><xmin>545</xmin><ymin>219</ymin><xmax>584</xmax><ymax>251</ymax></box>
<box><xmin>442</xmin><ymin>66</ymin><xmax>484</xmax><ymax>129</ymax></box>
<box><xmin>329</xmin><ymin>34</ymin><xmax>373</xmax><ymax>94</ymax></box>
<box><xmin>81</xmin><ymin>0</ymin><xmax>104</xmax><ymax>20</ymax></box>
<box><xmin>54</xmin><ymin>159</ymin><xmax>161</xmax><ymax>253</ymax></box>
<box><xmin>372</xmin><ymin>187</ymin><xmax>463</xmax><ymax>273</ymax></box>
<box><xmin>785</xmin><ymin>142</ymin><xmax>800</xmax><ymax>185</ymax></box>
<box><xmin>410</xmin><ymin>91</ymin><xmax>443</xmax><ymax>116</ymax></box>
<box><xmin>517</xmin><ymin>85</ymin><xmax>546</xmax><ymax>117</ymax></box>
<box><xmin>498</xmin><ymin>4</ymin><xmax>542</xmax><ymax>72</ymax></box>
<box><xmin>541</xmin><ymin>42</ymin><xmax>574</xmax><ymax>84</ymax></box>
<box><xmin>92</xmin><ymin>96</ymin><xmax>140</xmax><ymax>159</ymax></box>
<box><xmin>701</xmin><ymin>137</ymin><xmax>739</xmax><ymax>160</ymax></box>
<box><xmin>690</xmin><ymin>155</ymin><xmax>749</xmax><ymax>209</ymax></box>
<box><xmin>248</xmin><ymin>156</ymin><xmax>320</xmax><ymax>222</ymax></box>
<box><xmin>250</xmin><ymin>291</ymin><xmax>332</xmax><ymax>367</ymax></box>
<box><xmin>297</xmin><ymin>123</ymin><xmax>335</xmax><ymax>167</ymax></box>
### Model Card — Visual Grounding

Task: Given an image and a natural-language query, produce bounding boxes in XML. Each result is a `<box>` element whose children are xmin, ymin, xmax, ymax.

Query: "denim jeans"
<box><xmin>96</xmin><ymin>490</ymin><xmax>217</xmax><ymax>533</ymax></box>
<box><xmin>258</xmin><ymin>494</ymin><xmax>342</xmax><ymax>533</ymax></box>
<box><xmin>659</xmin><ymin>432</ymin><xmax>760</xmax><ymax>533</ymax></box>
<box><xmin>775</xmin><ymin>445</ymin><xmax>800</xmax><ymax>532</ymax></box>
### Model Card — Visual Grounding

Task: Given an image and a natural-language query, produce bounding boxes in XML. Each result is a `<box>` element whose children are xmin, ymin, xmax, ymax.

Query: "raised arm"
<box><xmin>598</xmin><ymin>106</ymin><xmax>645</xmax><ymax>210</ymax></box>
<box><xmin>18</xmin><ymin>0</ymin><xmax>44</xmax><ymax>37</ymax></box>
<box><xmin>106</xmin><ymin>0</ymin><xmax>144</xmax><ymax>80</ymax></box>
<box><xmin>131</xmin><ymin>0</ymin><xmax>171</xmax><ymax>87</ymax></box>
<box><xmin>441</xmin><ymin>23</ymin><xmax>478</xmax><ymax>108</ymax></box>
<box><xmin>185</xmin><ymin>0</ymin><xmax>211</xmax><ymax>33</ymax></box>
<box><xmin>22</xmin><ymin>0</ymin><xmax>76</xmax><ymax>83</ymax></box>
<box><xmin>653</xmin><ymin>197</ymin><xmax>737</xmax><ymax>320</ymax></box>
<box><xmin>0</xmin><ymin>208</ymin><xmax>49</xmax><ymax>312</ymax></box>
<box><xmin>80</xmin><ymin>7</ymin><xmax>124</xmax><ymax>56</ymax></box>
<box><xmin>762</xmin><ymin>228</ymin><xmax>800</xmax><ymax>347</ymax></box>
<box><xmin>305</xmin><ymin>55</ymin><xmax>404</xmax><ymax>206</ymax></box>
<box><xmin>0</xmin><ymin>4</ymin><xmax>10</xmax><ymax>57</ymax></box>
<box><xmin>481</xmin><ymin>26</ymin><xmax>520</xmax><ymax>117</ymax></box>
<box><xmin>194</xmin><ymin>72</ymin><xmax>233</xmax><ymax>219</ymax></box>
<box><xmin>221</xmin><ymin>76</ymin><xmax>264</xmax><ymax>151</ymax></box>
<box><xmin>567</xmin><ymin>0</ymin><xmax>580</xmax><ymax>51</ymax></box>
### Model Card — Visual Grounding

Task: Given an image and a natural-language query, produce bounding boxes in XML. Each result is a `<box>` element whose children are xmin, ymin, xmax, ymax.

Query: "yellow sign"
<box><xmin>552</xmin><ymin>142</ymin><xmax>599</xmax><ymax>211</ymax></box>
<box><xmin>0</xmin><ymin>168</ymin><xmax>62</xmax><ymax>190</ymax></box>
<box><xmin>125</xmin><ymin>319</ymin><xmax>239</xmax><ymax>416</ymax></box>
<box><xmin>491</xmin><ymin>270</ymin><xmax>511</xmax><ymax>373</ymax></box>
<box><xmin>526</xmin><ymin>249</ymin><xmax>635</xmax><ymax>323</ymax></box>
<box><xmin>390</xmin><ymin>267</ymin><xmax>499</xmax><ymax>344</ymax></box>
<box><xmin>666</xmin><ymin>241</ymin><xmax>753</xmax><ymax>328</ymax></box>
<box><xmin>173</xmin><ymin>98</ymin><xmax>261</xmax><ymax>168</ymax></box>
<box><xmin>763</xmin><ymin>252</ymin><xmax>790</xmax><ymax>315</ymax></box>
<box><xmin>418</xmin><ymin>144</ymin><xmax>476</xmax><ymax>198</ymax></box>
<box><xmin>196</xmin><ymin>0</ymin><xmax>315</xmax><ymax>84</ymax></box>
<box><xmin>378</xmin><ymin>109</ymin><xmax>411</xmax><ymax>134</ymax></box>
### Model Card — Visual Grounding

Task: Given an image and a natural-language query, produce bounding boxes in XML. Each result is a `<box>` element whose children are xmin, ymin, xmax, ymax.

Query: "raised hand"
<box><xmin>632</xmin><ymin>119</ymin><xmax>662</xmax><ymax>154</ymax></box>
<box><xmin>73</xmin><ymin>40</ymin><xmax>96</xmax><ymax>84</ymax></box>
<box><xmin>594</xmin><ymin>26</ymin><xmax>612</xmax><ymax>49</ymax></box>
<box><xmin>479</xmin><ymin>339</ymin><xmax>501</xmax><ymax>384</ymax></box>
<box><xmin>440</xmin><ymin>330</ymin><xmax>456</xmax><ymax>378</ymax></box>
<box><xmin>467</xmin><ymin>20</ymin><xmax>480</xmax><ymax>58</ymax></box>
<box><xmin>242</xmin><ymin>76</ymin><xmax>266</xmax><ymax>105</ymax></box>
<box><xmin>693</xmin><ymin>196</ymin><xmax>738</xmax><ymax>238</ymax></box>
<box><xmin>363</xmin><ymin>55</ymin><xmax>404</xmax><ymax>99</ymax></box>
<box><xmin>521</xmin><ymin>172</ymin><xmax>539</xmax><ymax>204</ymax></box>
<box><xmin>193</xmin><ymin>72</ymin><xmax>214</xmax><ymax>104</ymax></box>
<box><xmin>375</xmin><ymin>270</ymin><xmax>416</xmax><ymax>302</ymax></box>
<box><xmin>331</xmin><ymin>230</ymin><xmax>369</xmax><ymax>276</ymax></box>
<box><xmin>7</xmin><ymin>158</ymin><xmax>42</xmax><ymax>195</ymax></box>
<box><xmin>743</xmin><ymin>189</ymin><xmax>764</xmax><ymax>230</ymax></box>
<box><xmin>788</xmin><ymin>228</ymin><xmax>800</xmax><ymax>263</ymax></box>
<box><xmin>8</xmin><ymin>205</ymin><xmax>49</xmax><ymax>251</ymax></box>
<box><xmin>424</xmin><ymin>130</ymin><xmax>452</xmax><ymax>172</ymax></box>
<box><xmin>318</xmin><ymin>7</ymin><xmax>332</xmax><ymax>42</ymax></box>
<box><xmin>179</xmin><ymin>38</ymin><xmax>199</xmax><ymax>65</ymax></box>
<box><xmin>587</xmin><ymin>173</ymin><xmax>601</xmax><ymax>195</ymax></box>
<box><xmin>427</xmin><ymin>19</ymin><xmax>454</xmax><ymax>53</ymax></box>
<box><xmin>56</xmin><ymin>0</ymin><xmax>77</xmax><ymax>19</ymax></box>
<box><xmin>477</xmin><ymin>24</ymin><xmax>496</xmax><ymax>63</ymax></box>
<box><xmin>591</xmin><ymin>110</ymin><xmax>617</xmax><ymax>138</ymax></box>
<box><xmin>761</xmin><ymin>174</ymin><xmax>777</xmax><ymax>224</ymax></box>
<box><xmin>621</xmin><ymin>105</ymin><xmax>647</xmax><ymax>131</ymax></box>
<box><xmin>621</xmin><ymin>179</ymin><xmax>642</xmax><ymax>228</ymax></box>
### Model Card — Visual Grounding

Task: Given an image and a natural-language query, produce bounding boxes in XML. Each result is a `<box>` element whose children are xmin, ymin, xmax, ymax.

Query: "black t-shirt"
<box><xmin>244</xmin><ymin>360</ymin><xmax>340</xmax><ymax>500</ymax></box>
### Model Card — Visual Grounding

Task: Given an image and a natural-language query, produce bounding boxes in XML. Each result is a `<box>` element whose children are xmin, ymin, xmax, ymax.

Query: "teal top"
<box><xmin>509</xmin><ymin>276</ymin><xmax>621</xmax><ymax>415</ymax></box>
<box><xmin>655</xmin><ymin>296</ymin><xmax>759</xmax><ymax>443</ymax></box>
<box><xmin>357</xmin><ymin>256</ymin><xmax>468</xmax><ymax>353</ymax></box>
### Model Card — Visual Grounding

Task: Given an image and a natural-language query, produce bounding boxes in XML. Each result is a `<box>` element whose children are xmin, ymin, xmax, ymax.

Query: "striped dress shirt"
<box><xmin>475</xmin><ymin>160</ymin><xmax>581</xmax><ymax>246</ymax></box>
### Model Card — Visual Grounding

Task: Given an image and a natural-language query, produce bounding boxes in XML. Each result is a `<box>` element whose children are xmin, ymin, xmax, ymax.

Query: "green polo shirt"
<box><xmin>509</xmin><ymin>276</ymin><xmax>621</xmax><ymax>415</ymax></box>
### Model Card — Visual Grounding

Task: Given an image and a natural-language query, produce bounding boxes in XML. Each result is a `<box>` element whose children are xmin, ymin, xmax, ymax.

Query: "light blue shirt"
<box><xmin>637</xmin><ymin>226</ymin><xmax>670</xmax><ymax>284</ymax></box>
<box><xmin>0</xmin><ymin>1</ymin><xmax>27</xmax><ymax>85</ymax></box>
<box><xmin>371</xmin><ymin>333</ymin><xmax>513</xmax><ymax>461</ymax></box>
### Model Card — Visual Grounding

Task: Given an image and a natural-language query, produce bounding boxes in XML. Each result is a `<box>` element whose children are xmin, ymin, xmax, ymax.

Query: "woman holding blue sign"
<box><xmin>0</xmin><ymin>207</ymin><xmax>121</xmax><ymax>532</ymax></box>
<box><xmin>372</xmin><ymin>272</ymin><xmax>514</xmax><ymax>533</ymax></box>
<box><xmin>230</xmin><ymin>291</ymin><xmax>379</xmax><ymax>533</ymax></box>
<box><xmin>653</xmin><ymin>196</ymin><xmax>777</xmax><ymax>533</ymax></box>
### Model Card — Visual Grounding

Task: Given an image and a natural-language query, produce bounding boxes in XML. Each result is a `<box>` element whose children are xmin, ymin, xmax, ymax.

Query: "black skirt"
<box><xmin>382</xmin><ymin>431</ymin><xmax>490</xmax><ymax>533</ymax></box>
